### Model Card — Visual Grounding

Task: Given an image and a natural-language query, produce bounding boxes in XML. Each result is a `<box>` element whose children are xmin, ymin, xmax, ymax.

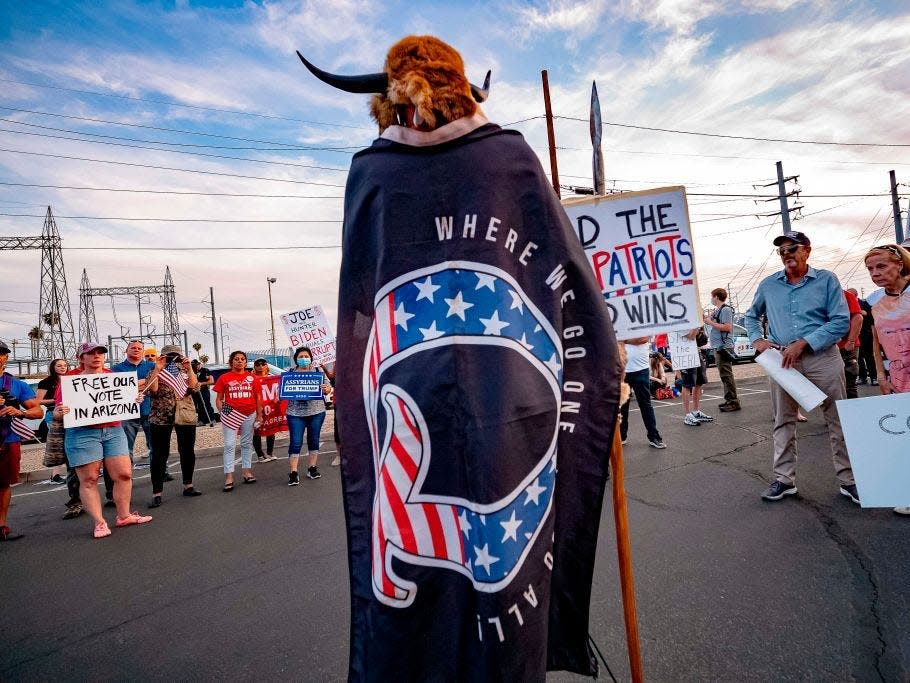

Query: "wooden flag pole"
<box><xmin>540</xmin><ymin>70</ymin><xmax>560</xmax><ymax>199</ymax></box>
<box><xmin>610</xmin><ymin>423</ymin><xmax>644</xmax><ymax>682</ymax></box>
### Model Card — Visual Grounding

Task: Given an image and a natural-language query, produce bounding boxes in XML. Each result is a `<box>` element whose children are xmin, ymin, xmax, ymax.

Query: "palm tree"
<box><xmin>27</xmin><ymin>326</ymin><xmax>43</xmax><ymax>358</ymax></box>
<box><xmin>192</xmin><ymin>342</ymin><xmax>202</xmax><ymax>358</ymax></box>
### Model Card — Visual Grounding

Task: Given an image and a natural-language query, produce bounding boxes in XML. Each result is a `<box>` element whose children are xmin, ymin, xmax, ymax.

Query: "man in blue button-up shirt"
<box><xmin>743</xmin><ymin>231</ymin><xmax>858</xmax><ymax>505</ymax></box>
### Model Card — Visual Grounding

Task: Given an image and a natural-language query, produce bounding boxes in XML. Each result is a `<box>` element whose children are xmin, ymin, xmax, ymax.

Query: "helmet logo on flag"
<box><xmin>363</xmin><ymin>261</ymin><xmax>562</xmax><ymax>608</ymax></box>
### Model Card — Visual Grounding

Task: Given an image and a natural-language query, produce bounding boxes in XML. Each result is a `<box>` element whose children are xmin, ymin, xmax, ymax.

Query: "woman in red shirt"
<box><xmin>213</xmin><ymin>350</ymin><xmax>258</xmax><ymax>491</ymax></box>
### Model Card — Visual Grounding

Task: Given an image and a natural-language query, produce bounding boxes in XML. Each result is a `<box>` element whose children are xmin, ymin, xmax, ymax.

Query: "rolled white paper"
<box><xmin>755</xmin><ymin>348</ymin><xmax>827</xmax><ymax>412</ymax></box>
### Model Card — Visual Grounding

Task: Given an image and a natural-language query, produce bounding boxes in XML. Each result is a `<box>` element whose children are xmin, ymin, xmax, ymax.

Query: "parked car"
<box><xmin>702</xmin><ymin>323</ymin><xmax>756</xmax><ymax>366</ymax></box>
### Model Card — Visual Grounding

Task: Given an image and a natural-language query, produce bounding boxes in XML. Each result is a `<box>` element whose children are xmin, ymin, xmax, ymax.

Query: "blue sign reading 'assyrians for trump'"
<box><xmin>278</xmin><ymin>372</ymin><xmax>324</xmax><ymax>401</ymax></box>
<box><xmin>562</xmin><ymin>186</ymin><xmax>702</xmax><ymax>340</ymax></box>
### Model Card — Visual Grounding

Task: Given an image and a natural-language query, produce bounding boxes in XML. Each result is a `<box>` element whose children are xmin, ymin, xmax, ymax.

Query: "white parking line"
<box><xmin>13</xmin><ymin>448</ymin><xmax>339</xmax><ymax>498</ymax></box>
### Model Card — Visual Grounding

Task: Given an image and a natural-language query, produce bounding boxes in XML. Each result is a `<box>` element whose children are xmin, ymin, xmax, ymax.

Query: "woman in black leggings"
<box><xmin>146</xmin><ymin>344</ymin><xmax>202</xmax><ymax>507</ymax></box>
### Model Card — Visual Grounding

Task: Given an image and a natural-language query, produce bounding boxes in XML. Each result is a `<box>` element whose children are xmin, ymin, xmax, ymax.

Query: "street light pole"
<box><xmin>267</xmin><ymin>277</ymin><xmax>277</xmax><ymax>356</ymax></box>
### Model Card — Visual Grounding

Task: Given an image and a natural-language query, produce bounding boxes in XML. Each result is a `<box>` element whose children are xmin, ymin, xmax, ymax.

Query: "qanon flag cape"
<box><xmin>335</xmin><ymin>118</ymin><xmax>621</xmax><ymax>681</ymax></box>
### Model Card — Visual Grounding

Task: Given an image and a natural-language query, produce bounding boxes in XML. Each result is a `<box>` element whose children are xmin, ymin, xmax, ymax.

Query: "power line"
<box><xmin>0</xmin><ymin>105</ymin><xmax>361</xmax><ymax>151</ymax></box>
<box><xmin>61</xmin><ymin>245</ymin><xmax>341</xmax><ymax>251</ymax></box>
<box><xmin>0</xmin><ymin>123</ymin><xmax>351</xmax><ymax>172</ymax></box>
<box><xmin>0</xmin><ymin>181</ymin><xmax>343</xmax><ymax>199</ymax></box>
<box><xmin>0</xmin><ymin>76</ymin><xmax>373</xmax><ymax>130</ymax></box>
<box><xmin>0</xmin><ymin>212</ymin><xmax>340</xmax><ymax>223</ymax></box>
<box><xmin>0</xmin><ymin>147</ymin><xmax>346</xmax><ymax>186</ymax></box>
<box><xmin>555</xmin><ymin>115</ymin><xmax>910</xmax><ymax>148</ymax></box>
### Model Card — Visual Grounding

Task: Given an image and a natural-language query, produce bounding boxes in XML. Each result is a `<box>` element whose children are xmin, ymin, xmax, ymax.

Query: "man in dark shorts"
<box><xmin>680</xmin><ymin>329</ymin><xmax>714</xmax><ymax>427</ymax></box>
<box><xmin>0</xmin><ymin>342</ymin><xmax>44</xmax><ymax>540</ymax></box>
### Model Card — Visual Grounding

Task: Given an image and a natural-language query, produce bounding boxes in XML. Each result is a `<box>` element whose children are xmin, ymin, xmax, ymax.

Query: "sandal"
<box><xmin>115</xmin><ymin>511</ymin><xmax>153</xmax><ymax>527</ymax></box>
<box><xmin>93</xmin><ymin>521</ymin><xmax>112</xmax><ymax>538</ymax></box>
<box><xmin>223</xmin><ymin>482</ymin><xmax>234</xmax><ymax>492</ymax></box>
<box><xmin>242</xmin><ymin>476</ymin><xmax>257</xmax><ymax>484</ymax></box>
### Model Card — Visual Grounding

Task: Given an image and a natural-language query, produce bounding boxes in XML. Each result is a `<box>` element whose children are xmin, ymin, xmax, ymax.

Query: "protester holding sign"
<box><xmin>252</xmin><ymin>358</ymin><xmax>284</xmax><ymax>463</ymax></box>
<box><xmin>54</xmin><ymin>343</ymin><xmax>152</xmax><ymax>539</ymax></box>
<box><xmin>283</xmin><ymin>346</ymin><xmax>331</xmax><ymax>486</ymax></box>
<box><xmin>864</xmin><ymin>243</ymin><xmax>910</xmax><ymax>515</ymax></box>
<box><xmin>213</xmin><ymin>351</ymin><xmax>258</xmax><ymax>491</ymax></box>
<box><xmin>145</xmin><ymin>344</ymin><xmax>202</xmax><ymax>508</ymax></box>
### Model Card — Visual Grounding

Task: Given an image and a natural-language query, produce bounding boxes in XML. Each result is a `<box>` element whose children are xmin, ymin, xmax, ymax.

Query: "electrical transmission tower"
<box><xmin>79</xmin><ymin>267</ymin><xmax>180</xmax><ymax>345</ymax></box>
<box><xmin>0</xmin><ymin>206</ymin><xmax>77</xmax><ymax>360</ymax></box>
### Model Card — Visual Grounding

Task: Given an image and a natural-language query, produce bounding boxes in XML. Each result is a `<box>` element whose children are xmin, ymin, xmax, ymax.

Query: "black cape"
<box><xmin>336</xmin><ymin>122</ymin><xmax>621</xmax><ymax>681</ymax></box>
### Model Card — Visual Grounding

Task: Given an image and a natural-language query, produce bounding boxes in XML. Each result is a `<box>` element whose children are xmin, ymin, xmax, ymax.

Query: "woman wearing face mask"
<box><xmin>284</xmin><ymin>347</ymin><xmax>332</xmax><ymax>486</ymax></box>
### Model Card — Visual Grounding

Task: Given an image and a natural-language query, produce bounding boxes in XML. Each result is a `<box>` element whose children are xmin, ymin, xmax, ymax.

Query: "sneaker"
<box><xmin>257</xmin><ymin>455</ymin><xmax>268</xmax><ymax>463</ymax></box>
<box><xmin>693</xmin><ymin>410</ymin><xmax>714</xmax><ymax>422</ymax></box>
<box><xmin>0</xmin><ymin>525</ymin><xmax>24</xmax><ymax>541</ymax></box>
<box><xmin>266</xmin><ymin>454</ymin><xmax>279</xmax><ymax>462</ymax></box>
<box><xmin>307</xmin><ymin>466</ymin><xmax>322</xmax><ymax>480</ymax></box>
<box><xmin>331</xmin><ymin>455</ymin><xmax>341</xmax><ymax>467</ymax></box>
<box><xmin>288</xmin><ymin>471</ymin><xmax>300</xmax><ymax>486</ymax></box>
<box><xmin>93</xmin><ymin>521</ymin><xmax>112</xmax><ymax>539</ymax></box>
<box><xmin>103</xmin><ymin>499</ymin><xmax>116</xmax><ymax>508</ymax></box>
<box><xmin>648</xmin><ymin>438</ymin><xmax>667</xmax><ymax>449</ymax></box>
<box><xmin>621</xmin><ymin>437</ymin><xmax>628</xmax><ymax>445</ymax></box>
<box><xmin>762</xmin><ymin>480</ymin><xmax>798</xmax><ymax>501</ymax></box>
<box><xmin>49</xmin><ymin>474</ymin><xmax>66</xmax><ymax>484</ymax></box>
<box><xmin>894</xmin><ymin>506</ymin><xmax>910</xmax><ymax>516</ymax></box>
<box><xmin>871</xmin><ymin>379</ymin><xmax>878</xmax><ymax>386</ymax></box>
<box><xmin>163</xmin><ymin>472</ymin><xmax>175</xmax><ymax>482</ymax></box>
<box><xmin>62</xmin><ymin>503</ymin><xmax>83</xmax><ymax>520</ymax></box>
<box><xmin>856</xmin><ymin>378</ymin><xmax>868</xmax><ymax>385</ymax></box>
<box><xmin>719</xmin><ymin>402</ymin><xmax>741</xmax><ymax>412</ymax></box>
<box><xmin>839</xmin><ymin>484</ymin><xmax>861</xmax><ymax>505</ymax></box>
<box><xmin>133</xmin><ymin>462</ymin><xmax>150</xmax><ymax>470</ymax></box>
<box><xmin>684</xmin><ymin>412</ymin><xmax>701</xmax><ymax>426</ymax></box>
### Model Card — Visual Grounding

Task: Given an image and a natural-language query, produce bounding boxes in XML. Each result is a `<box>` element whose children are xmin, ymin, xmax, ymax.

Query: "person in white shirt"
<box><xmin>619</xmin><ymin>337</ymin><xmax>666</xmax><ymax>449</ymax></box>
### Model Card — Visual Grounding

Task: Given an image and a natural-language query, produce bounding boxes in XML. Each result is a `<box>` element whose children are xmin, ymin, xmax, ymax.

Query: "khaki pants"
<box><xmin>715</xmin><ymin>347</ymin><xmax>738</xmax><ymax>404</ymax></box>
<box><xmin>769</xmin><ymin>345</ymin><xmax>854</xmax><ymax>486</ymax></box>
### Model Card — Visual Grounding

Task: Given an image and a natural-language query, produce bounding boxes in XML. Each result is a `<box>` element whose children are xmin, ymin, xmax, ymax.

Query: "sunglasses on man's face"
<box><xmin>144</xmin><ymin>354</ymin><xmax>156</xmax><ymax>359</ymax></box>
<box><xmin>777</xmin><ymin>244</ymin><xmax>802</xmax><ymax>256</ymax></box>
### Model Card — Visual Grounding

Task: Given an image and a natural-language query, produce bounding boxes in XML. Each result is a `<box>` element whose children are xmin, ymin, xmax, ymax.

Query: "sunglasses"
<box><xmin>144</xmin><ymin>354</ymin><xmax>157</xmax><ymax>359</ymax></box>
<box><xmin>776</xmin><ymin>244</ymin><xmax>802</xmax><ymax>256</ymax></box>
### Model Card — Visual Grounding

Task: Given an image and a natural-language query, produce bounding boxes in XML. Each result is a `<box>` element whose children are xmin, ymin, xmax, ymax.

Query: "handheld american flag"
<box><xmin>157</xmin><ymin>363</ymin><xmax>188</xmax><ymax>397</ymax></box>
<box><xmin>219</xmin><ymin>403</ymin><xmax>250</xmax><ymax>433</ymax></box>
<box><xmin>10</xmin><ymin>417</ymin><xmax>35</xmax><ymax>441</ymax></box>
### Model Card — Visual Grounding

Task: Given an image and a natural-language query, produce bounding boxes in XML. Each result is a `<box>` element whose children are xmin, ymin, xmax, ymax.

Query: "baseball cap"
<box><xmin>79</xmin><ymin>342</ymin><xmax>108</xmax><ymax>356</ymax></box>
<box><xmin>772</xmin><ymin>231</ymin><xmax>811</xmax><ymax>247</ymax></box>
<box><xmin>0</xmin><ymin>342</ymin><xmax>11</xmax><ymax>355</ymax></box>
<box><xmin>160</xmin><ymin>344</ymin><xmax>182</xmax><ymax>357</ymax></box>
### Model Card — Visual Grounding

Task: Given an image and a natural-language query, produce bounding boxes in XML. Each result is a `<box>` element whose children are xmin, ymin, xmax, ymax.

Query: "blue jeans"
<box><xmin>287</xmin><ymin>412</ymin><xmax>326</xmax><ymax>455</ymax></box>
<box><xmin>121</xmin><ymin>415</ymin><xmax>150</xmax><ymax>459</ymax></box>
<box><xmin>222</xmin><ymin>414</ymin><xmax>255</xmax><ymax>473</ymax></box>
<box><xmin>620</xmin><ymin>369</ymin><xmax>662</xmax><ymax>442</ymax></box>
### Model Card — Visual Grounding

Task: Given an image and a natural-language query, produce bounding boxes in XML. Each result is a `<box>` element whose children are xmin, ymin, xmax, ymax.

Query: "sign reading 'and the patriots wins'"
<box><xmin>336</xmin><ymin>122</ymin><xmax>621</xmax><ymax>681</ymax></box>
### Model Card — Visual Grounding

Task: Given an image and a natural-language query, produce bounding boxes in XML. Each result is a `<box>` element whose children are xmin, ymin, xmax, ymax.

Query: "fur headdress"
<box><xmin>297</xmin><ymin>35</ymin><xmax>490</xmax><ymax>133</ymax></box>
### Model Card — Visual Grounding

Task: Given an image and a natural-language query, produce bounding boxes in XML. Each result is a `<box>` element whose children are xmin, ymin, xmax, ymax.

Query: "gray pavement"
<box><xmin>2</xmin><ymin>377</ymin><xmax>908</xmax><ymax>681</ymax></box>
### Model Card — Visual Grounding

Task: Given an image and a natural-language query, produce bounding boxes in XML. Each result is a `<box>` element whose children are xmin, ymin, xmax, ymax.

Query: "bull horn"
<box><xmin>296</xmin><ymin>51</ymin><xmax>389</xmax><ymax>94</ymax></box>
<box><xmin>470</xmin><ymin>70</ymin><xmax>492</xmax><ymax>103</ymax></box>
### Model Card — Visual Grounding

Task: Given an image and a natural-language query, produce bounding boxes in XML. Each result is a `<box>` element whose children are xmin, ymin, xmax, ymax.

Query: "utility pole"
<box><xmin>219</xmin><ymin>316</ymin><xmax>228</xmax><ymax>362</ymax></box>
<box><xmin>209</xmin><ymin>287</ymin><xmax>219</xmax><ymax>364</ymax></box>
<box><xmin>757</xmin><ymin>162</ymin><xmax>801</xmax><ymax>231</ymax></box>
<box><xmin>267</xmin><ymin>277</ymin><xmax>277</xmax><ymax>355</ymax></box>
<box><xmin>590</xmin><ymin>81</ymin><xmax>605</xmax><ymax>196</ymax></box>
<box><xmin>541</xmin><ymin>70</ymin><xmax>560</xmax><ymax>199</ymax></box>
<box><xmin>890</xmin><ymin>170</ymin><xmax>905</xmax><ymax>243</ymax></box>
<box><xmin>776</xmin><ymin>161</ymin><xmax>793</xmax><ymax>234</ymax></box>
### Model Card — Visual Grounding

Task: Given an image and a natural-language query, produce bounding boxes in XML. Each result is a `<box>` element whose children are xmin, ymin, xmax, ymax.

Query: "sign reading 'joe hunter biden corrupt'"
<box><xmin>562</xmin><ymin>186</ymin><xmax>702</xmax><ymax>340</ymax></box>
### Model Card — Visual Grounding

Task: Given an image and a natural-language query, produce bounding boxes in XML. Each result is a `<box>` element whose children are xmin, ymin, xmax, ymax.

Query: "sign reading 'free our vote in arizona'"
<box><xmin>60</xmin><ymin>371</ymin><xmax>140</xmax><ymax>428</ymax></box>
<box><xmin>562</xmin><ymin>186</ymin><xmax>702</xmax><ymax>340</ymax></box>
<box><xmin>279</xmin><ymin>304</ymin><xmax>337</xmax><ymax>366</ymax></box>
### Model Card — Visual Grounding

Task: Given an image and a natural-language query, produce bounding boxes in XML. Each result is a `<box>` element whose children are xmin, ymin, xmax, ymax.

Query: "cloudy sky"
<box><xmin>1</xmin><ymin>0</ymin><xmax>908</xmax><ymax>360</ymax></box>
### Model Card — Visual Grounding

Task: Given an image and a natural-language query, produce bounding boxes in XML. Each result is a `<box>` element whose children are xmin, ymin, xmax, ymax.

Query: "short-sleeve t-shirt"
<box><xmin>112</xmin><ymin>358</ymin><xmax>156</xmax><ymax>416</ymax></box>
<box><xmin>709</xmin><ymin>305</ymin><xmax>735</xmax><ymax>349</ymax></box>
<box><xmin>837</xmin><ymin>289</ymin><xmax>863</xmax><ymax>349</ymax></box>
<box><xmin>1</xmin><ymin>373</ymin><xmax>37</xmax><ymax>443</ymax></box>
<box><xmin>871</xmin><ymin>287</ymin><xmax>910</xmax><ymax>392</ymax></box>
<box><xmin>54</xmin><ymin>368</ymin><xmax>122</xmax><ymax>429</ymax></box>
<box><xmin>213</xmin><ymin>370</ymin><xmax>258</xmax><ymax>414</ymax></box>
<box><xmin>624</xmin><ymin>342</ymin><xmax>651</xmax><ymax>373</ymax></box>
